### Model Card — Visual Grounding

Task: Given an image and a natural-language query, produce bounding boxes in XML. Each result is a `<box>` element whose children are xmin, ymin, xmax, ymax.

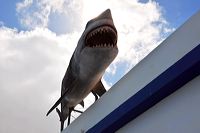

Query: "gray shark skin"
<box><xmin>46</xmin><ymin>9</ymin><xmax>118</xmax><ymax>131</ymax></box>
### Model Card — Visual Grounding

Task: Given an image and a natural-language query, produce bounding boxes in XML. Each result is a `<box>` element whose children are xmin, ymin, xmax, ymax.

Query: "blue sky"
<box><xmin>0</xmin><ymin>0</ymin><xmax>200</xmax><ymax>133</ymax></box>
<box><xmin>139</xmin><ymin>0</ymin><xmax>200</xmax><ymax>28</ymax></box>
<box><xmin>155</xmin><ymin>0</ymin><xmax>200</xmax><ymax>28</ymax></box>
<box><xmin>1</xmin><ymin>0</ymin><xmax>200</xmax><ymax>30</ymax></box>
<box><xmin>0</xmin><ymin>0</ymin><xmax>21</xmax><ymax>28</ymax></box>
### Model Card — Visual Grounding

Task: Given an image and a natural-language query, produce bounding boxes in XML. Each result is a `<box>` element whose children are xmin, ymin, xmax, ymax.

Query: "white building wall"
<box><xmin>117</xmin><ymin>76</ymin><xmax>200</xmax><ymax>133</ymax></box>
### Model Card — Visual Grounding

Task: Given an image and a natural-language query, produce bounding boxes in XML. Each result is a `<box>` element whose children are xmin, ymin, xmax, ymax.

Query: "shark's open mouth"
<box><xmin>85</xmin><ymin>25</ymin><xmax>117</xmax><ymax>48</ymax></box>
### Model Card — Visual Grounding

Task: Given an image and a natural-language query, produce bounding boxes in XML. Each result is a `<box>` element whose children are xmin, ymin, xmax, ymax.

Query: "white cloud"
<box><xmin>0</xmin><ymin>26</ymin><xmax>80</xmax><ymax>133</ymax></box>
<box><xmin>16</xmin><ymin>0</ymin><xmax>52</xmax><ymax>30</ymax></box>
<box><xmin>112</xmin><ymin>1</ymin><xmax>170</xmax><ymax>68</ymax></box>
<box><xmin>16</xmin><ymin>0</ymin><xmax>83</xmax><ymax>34</ymax></box>
<box><xmin>0</xmin><ymin>0</ymin><xmax>175</xmax><ymax>132</ymax></box>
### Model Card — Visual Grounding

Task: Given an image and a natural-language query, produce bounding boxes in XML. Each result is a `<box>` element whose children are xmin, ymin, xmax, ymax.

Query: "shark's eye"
<box><xmin>85</xmin><ymin>25</ymin><xmax>117</xmax><ymax>48</ymax></box>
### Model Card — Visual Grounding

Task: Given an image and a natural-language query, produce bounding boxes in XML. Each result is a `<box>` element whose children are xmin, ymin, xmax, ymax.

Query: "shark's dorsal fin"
<box><xmin>92</xmin><ymin>80</ymin><xmax>106</xmax><ymax>97</ymax></box>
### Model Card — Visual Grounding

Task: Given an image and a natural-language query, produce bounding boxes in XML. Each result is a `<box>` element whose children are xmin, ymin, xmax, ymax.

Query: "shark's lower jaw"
<box><xmin>85</xmin><ymin>25</ymin><xmax>117</xmax><ymax>48</ymax></box>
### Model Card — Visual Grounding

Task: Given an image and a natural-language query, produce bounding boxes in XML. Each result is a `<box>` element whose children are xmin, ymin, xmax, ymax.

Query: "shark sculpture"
<box><xmin>46</xmin><ymin>9</ymin><xmax>118</xmax><ymax>131</ymax></box>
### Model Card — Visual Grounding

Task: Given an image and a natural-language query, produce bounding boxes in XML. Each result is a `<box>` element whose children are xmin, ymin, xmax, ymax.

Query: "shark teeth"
<box><xmin>86</xmin><ymin>25</ymin><xmax>117</xmax><ymax>48</ymax></box>
<box><xmin>90</xmin><ymin>43</ymin><xmax>115</xmax><ymax>48</ymax></box>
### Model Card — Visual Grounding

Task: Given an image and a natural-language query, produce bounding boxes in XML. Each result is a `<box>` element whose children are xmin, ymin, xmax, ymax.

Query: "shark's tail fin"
<box><xmin>55</xmin><ymin>106</ymin><xmax>84</xmax><ymax>131</ymax></box>
<box><xmin>56</xmin><ymin>108</ymin><xmax>63</xmax><ymax>131</ymax></box>
<box><xmin>56</xmin><ymin>107</ymin><xmax>73</xmax><ymax>131</ymax></box>
<box><xmin>56</xmin><ymin>108</ymin><xmax>65</xmax><ymax>131</ymax></box>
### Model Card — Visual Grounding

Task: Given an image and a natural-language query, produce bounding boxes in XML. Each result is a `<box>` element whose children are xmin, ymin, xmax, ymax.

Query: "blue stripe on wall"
<box><xmin>87</xmin><ymin>44</ymin><xmax>200</xmax><ymax>133</ymax></box>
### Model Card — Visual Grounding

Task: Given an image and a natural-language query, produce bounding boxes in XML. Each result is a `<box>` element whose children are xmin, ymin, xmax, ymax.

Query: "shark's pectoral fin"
<box><xmin>46</xmin><ymin>98</ymin><xmax>62</xmax><ymax>116</ymax></box>
<box><xmin>92</xmin><ymin>80</ymin><xmax>106</xmax><ymax>97</ymax></box>
<box><xmin>79</xmin><ymin>100</ymin><xmax>84</xmax><ymax>108</ymax></box>
<box><xmin>46</xmin><ymin>88</ymin><xmax>69</xmax><ymax>116</ymax></box>
<box><xmin>67</xmin><ymin>108</ymin><xmax>73</xmax><ymax>126</ymax></box>
<box><xmin>46</xmin><ymin>78</ymin><xmax>78</xmax><ymax>116</ymax></box>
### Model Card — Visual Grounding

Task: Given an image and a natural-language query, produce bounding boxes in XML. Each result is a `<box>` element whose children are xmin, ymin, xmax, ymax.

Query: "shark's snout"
<box><xmin>97</xmin><ymin>9</ymin><xmax>112</xmax><ymax>20</ymax></box>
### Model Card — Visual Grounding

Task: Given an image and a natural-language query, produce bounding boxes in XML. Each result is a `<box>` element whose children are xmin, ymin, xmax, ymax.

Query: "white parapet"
<box><xmin>62</xmin><ymin>10</ymin><xmax>200</xmax><ymax>133</ymax></box>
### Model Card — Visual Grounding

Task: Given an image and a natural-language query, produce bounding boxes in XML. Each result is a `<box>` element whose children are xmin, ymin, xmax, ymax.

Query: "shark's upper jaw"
<box><xmin>85</xmin><ymin>25</ymin><xmax>117</xmax><ymax>48</ymax></box>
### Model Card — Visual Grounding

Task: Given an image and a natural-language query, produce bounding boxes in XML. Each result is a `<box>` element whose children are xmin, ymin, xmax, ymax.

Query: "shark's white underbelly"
<box><xmin>64</xmin><ymin>73</ymin><xmax>103</xmax><ymax>107</ymax></box>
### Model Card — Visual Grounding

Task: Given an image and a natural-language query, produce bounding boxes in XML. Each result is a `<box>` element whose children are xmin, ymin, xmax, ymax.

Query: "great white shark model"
<box><xmin>46</xmin><ymin>9</ymin><xmax>118</xmax><ymax>131</ymax></box>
